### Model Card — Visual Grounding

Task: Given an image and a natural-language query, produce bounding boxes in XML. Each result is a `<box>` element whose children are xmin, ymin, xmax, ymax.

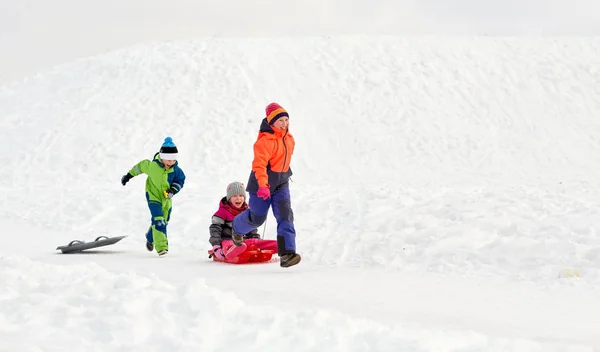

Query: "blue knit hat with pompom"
<box><xmin>159</xmin><ymin>137</ymin><xmax>178</xmax><ymax>160</ymax></box>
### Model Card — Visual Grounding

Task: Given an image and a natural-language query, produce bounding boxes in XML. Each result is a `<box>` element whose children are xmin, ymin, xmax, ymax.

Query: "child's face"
<box><xmin>272</xmin><ymin>116</ymin><xmax>289</xmax><ymax>131</ymax></box>
<box><xmin>162</xmin><ymin>159</ymin><xmax>176</xmax><ymax>169</ymax></box>
<box><xmin>229</xmin><ymin>194</ymin><xmax>245</xmax><ymax>209</ymax></box>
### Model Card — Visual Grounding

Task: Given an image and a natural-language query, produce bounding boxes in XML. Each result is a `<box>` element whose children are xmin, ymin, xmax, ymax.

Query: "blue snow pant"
<box><xmin>145</xmin><ymin>195</ymin><xmax>172</xmax><ymax>252</ymax></box>
<box><xmin>232</xmin><ymin>187</ymin><xmax>296</xmax><ymax>255</ymax></box>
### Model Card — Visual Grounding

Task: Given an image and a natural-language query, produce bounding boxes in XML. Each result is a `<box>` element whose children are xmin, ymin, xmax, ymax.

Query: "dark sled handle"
<box><xmin>67</xmin><ymin>236</ymin><xmax>109</xmax><ymax>246</ymax></box>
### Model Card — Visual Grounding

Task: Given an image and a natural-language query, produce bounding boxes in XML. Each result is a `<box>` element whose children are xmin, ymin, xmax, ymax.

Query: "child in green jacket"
<box><xmin>121</xmin><ymin>137</ymin><xmax>186</xmax><ymax>256</ymax></box>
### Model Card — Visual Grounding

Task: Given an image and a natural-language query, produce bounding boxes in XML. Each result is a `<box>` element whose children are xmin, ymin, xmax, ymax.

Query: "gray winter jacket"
<box><xmin>209</xmin><ymin>197</ymin><xmax>260</xmax><ymax>246</ymax></box>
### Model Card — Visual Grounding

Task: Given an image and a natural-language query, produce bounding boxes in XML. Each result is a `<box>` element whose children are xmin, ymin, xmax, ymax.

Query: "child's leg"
<box><xmin>221</xmin><ymin>239</ymin><xmax>247</xmax><ymax>261</ymax></box>
<box><xmin>146</xmin><ymin>200</ymin><xmax>163</xmax><ymax>245</ymax></box>
<box><xmin>144</xmin><ymin>200</ymin><xmax>170</xmax><ymax>246</ymax></box>
<box><xmin>150</xmin><ymin>217</ymin><xmax>168</xmax><ymax>253</ymax></box>
<box><xmin>271</xmin><ymin>188</ymin><xmax>297</xmax><ymax>255</ymax></box>
<box><xmin>153</xmin><ymin>203</ymin><xmax>172</xmax><ymax>252</ymax></box>
<box><xmin>145</xmin><ymin>226</ymin><xmax>153</xmax><ymax>243</ymax></box>
<box><xmin>146</xmin><ymin>200</ymin><xmax>169</xmax><ymax>253</ymax></box>
<box><xmin>232</xmin><ymin>193</ymin><xmax>271</xmax><ymax>236</ymax></box>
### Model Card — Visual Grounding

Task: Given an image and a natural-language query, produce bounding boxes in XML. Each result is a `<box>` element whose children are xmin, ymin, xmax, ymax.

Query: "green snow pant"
<box><xmin>145</xmin><ymin>198</ymin><xmax>172</xmax><ymax>253</ymax></box>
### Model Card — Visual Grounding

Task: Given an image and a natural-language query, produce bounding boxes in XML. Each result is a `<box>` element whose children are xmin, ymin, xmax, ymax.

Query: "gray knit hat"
<box><xmin>226</xmin><ymin>181</ymin><xmax>246</xmax><ymax>201</ymax></box>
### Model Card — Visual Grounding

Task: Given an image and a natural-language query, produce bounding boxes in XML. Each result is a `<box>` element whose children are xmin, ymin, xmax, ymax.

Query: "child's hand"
<box><xmin>164</xmin><ymin>187</ymin><xmax>177</xmax><ymax>199</ymax></box>
<box><xmin>121</xmin><ymin>173</ymin><xmax>133</xmax><ymax>186</ymax></box>
<box><xmin>257</xmin><ymin>186</ymin><xmax>270</xmax><ymax>200</ymax></box>
<box><xmin>212</xmin><ymin>245</ymin><xmax>225</xmax><ymax>260</ymax></box>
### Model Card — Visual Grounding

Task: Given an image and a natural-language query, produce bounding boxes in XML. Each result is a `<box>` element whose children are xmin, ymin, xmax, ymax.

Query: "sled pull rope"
<box><xmin>261</xmin><ymin>216</ymin><xmax>268</xmax><ymax>239</ymax></box>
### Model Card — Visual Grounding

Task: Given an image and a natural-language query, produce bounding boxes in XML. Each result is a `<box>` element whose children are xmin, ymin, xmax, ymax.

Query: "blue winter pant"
<box><xmin>232</xmin><ymin>187</ymin><xmax>296</xmax><ymax>255</ymax></box>
<box><xmin>145</xmin><ymin>197</ymin><xmax>172</xmax><ymax>251</ymax></box>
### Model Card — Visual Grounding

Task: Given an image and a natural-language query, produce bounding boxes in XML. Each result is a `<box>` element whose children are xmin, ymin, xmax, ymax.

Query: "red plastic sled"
<box><xmin>208</xmin><ymin>244</ymin><xmax>276</xmax><ymax>264</ymax></box>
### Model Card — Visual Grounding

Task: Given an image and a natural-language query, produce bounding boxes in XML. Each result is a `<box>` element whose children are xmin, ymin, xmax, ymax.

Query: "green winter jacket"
<box><xmin>128</xmin><ymin>153</ymin><xmax>186</xmax><ymax>205</ymax></box>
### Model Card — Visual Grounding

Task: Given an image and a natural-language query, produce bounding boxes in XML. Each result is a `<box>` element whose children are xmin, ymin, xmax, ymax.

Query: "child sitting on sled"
<box><xmin>209</xmin><ymin>181</ymin><xmax>277</xmax><ymax>262</ymax></box>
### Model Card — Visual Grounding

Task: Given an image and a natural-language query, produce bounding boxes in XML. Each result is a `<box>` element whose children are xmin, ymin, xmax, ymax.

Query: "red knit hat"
<box><xmin>265</xmin><ymin>102</ymin><xmax>289</xmax><ymax>125</ymax></box>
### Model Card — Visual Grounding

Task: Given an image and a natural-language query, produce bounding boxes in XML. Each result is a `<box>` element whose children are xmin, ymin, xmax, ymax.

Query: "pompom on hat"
<box><xmin>265</xmin><ymin>102</ymin><xmax>289</xmax><ymax>125</ymax></box>
<box><xmin>159</xmin><ymin>136</ymin><xmax>178</xmax><ymax>161</ymax></box>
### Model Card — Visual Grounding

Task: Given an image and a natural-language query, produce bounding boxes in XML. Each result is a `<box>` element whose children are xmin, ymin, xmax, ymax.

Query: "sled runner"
<box><xmin>56</xmin><ymin>236</ymin><xmax>126</xmax><ymax>253</ymax></box>
<box><xmin>208</xmin><ymin>244</ymin><xmax>276</xmax><ymax>264</ymax></box>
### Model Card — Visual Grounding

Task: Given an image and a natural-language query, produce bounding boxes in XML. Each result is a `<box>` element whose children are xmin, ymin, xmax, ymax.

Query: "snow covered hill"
<box><xmin>1</xmin><ymin>37</ymin><xmax>600</xmax><ymax>350</ymax></box>
<box><xmin>2</xmin><ymin>0</ymin><xmax>600</xmax><ymax>83</ymax></box>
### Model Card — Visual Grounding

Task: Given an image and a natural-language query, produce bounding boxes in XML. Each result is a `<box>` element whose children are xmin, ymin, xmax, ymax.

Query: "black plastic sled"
<box><xmin>56</xmin><ymin>236</ymin><xmax>126</xmax><ymax>254</ymax></box>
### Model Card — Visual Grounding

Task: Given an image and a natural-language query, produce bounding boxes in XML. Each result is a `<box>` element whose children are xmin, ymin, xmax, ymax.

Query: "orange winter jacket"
<box><xmin>246</xmin><ymin>118</ymin><xmax>295</xmax><ymax>193</ymax></box>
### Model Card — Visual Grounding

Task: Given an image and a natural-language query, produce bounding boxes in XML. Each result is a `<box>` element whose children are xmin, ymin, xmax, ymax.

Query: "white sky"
<box><xmin>1</xmin><ymin>0</ymin><xmax>600</xmax><ymax>83</ymax></box>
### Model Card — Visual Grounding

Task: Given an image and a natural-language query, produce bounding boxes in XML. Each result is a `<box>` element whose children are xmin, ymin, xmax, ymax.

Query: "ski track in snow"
<box><xmin>1</xmin><ymin>37</ymin><xmax>600</xmax><ymax>350</ymax></box>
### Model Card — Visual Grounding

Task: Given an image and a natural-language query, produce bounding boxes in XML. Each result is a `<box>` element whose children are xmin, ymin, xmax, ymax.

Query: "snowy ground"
<box><xmin>1</xmin><ymin>36</ymin><xmax>600</xmax><ymax>350</ymax></box>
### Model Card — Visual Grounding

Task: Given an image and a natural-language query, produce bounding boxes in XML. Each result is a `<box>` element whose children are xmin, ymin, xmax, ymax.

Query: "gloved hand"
<box><xmin>121</xmin><ymin>173</ymin><xmax>133</xmax><ymax>186</ymax></box>
<box><xmin>212</xmin><ymin>245</ymin><xmax>225</xmax><ymax>260</ymax></box>
<box><xmin>164</xmin><ymin>187</ymin><xmax>177</xmax><ymax>199</ymax></box>
<box><xmin>257</xmin><ymin>186</ymin><xmax>270</xmax><ymax>200</ymax></box>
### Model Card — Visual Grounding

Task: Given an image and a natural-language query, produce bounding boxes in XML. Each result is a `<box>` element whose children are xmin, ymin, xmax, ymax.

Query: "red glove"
<box><xmin>257</xmin><ymin>186</ymin><xmax>270</xmax><ymax>200</ymax></box>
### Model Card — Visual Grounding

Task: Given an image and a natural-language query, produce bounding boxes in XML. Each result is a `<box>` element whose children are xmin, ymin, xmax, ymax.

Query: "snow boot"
<box><xmin>158</xmin><ymin>249</ymin><xmax>168</xmax><ymax>256</ymax></box>
<box><xmin>146</xmin><ymin>241</ymin><xmax>154</xmax><ymax>251</ymax></box>
<box><xmin>280</xmin><ymin>253</ymin><xmax>301</xmax><ymax>268</ymax></box>
<box><xmin>232</xmin><ymin>230</ymin><xmax>244</xmax><ymax>247</ymax></box>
